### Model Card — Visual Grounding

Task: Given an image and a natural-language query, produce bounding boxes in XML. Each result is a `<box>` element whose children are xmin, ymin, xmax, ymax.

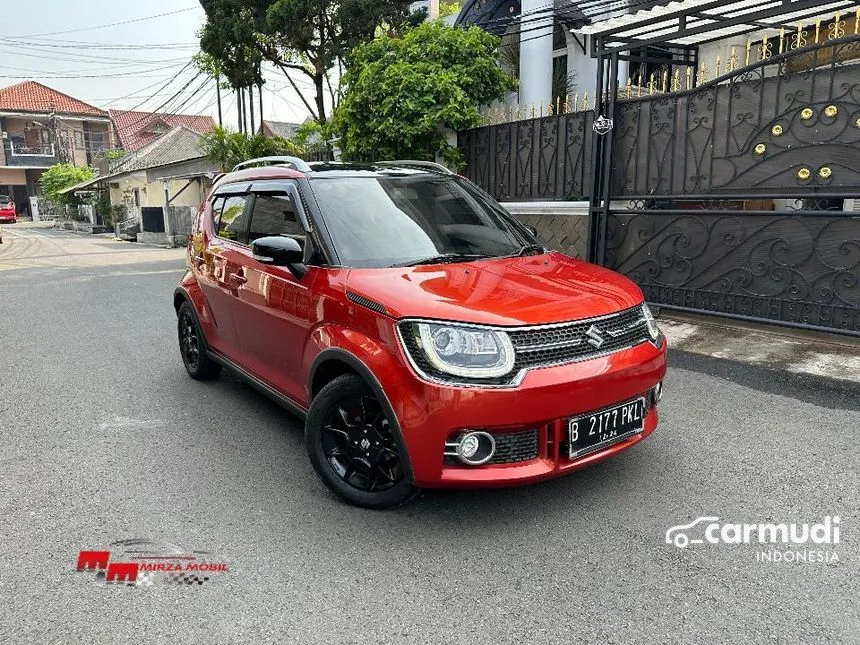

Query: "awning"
<box><xmin>457</xmin><ymin>0</ymin><xmax>858</xmax><ymax>51</ymax></box>
<box><xmin>58</xmin><ymin>174</ymin><xmax>107</xmax><ymax>195</ymax></box>
<box><xmin>574</xmin><ymin>0</ymin><xmax>858</xmax><ymax>51</ymax></box>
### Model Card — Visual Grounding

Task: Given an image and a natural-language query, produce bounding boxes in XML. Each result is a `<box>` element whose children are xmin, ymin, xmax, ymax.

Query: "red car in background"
<box><xmin>174</xmin><ymin>157</ymin><xmax>667</xmax><ymax>508</ymax></box>
<box><xmin>0</xmin><ymin>195</ymin><xmax>17</xmax><ymax>223</ymax></box>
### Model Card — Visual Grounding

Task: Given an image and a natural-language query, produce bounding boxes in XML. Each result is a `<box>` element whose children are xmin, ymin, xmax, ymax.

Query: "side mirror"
<box><xmin>525</xmin><ymin>225</ymin><xmax>539</xmax><ymax>238</ymax></box>
<box><xmin>251</xmin><ymin>236</ymin><xmax>306</xmax><ymax>277</ymax></box>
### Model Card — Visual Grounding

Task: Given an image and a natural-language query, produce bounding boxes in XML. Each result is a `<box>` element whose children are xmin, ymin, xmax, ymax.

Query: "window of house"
<box><xmin>74</xmin><ymin>131</ymin><xmax>84</xmax><ymax>150</ymax></box>
<box><xmin>88</xmin><ymin>131</ymin><xmax>105</xmax><ymax>154</ymax></box>
<box><xmin>214</xmin><ymin>195</ymin><xmax>249</xmax><ymax>244</ymax></box>
<box><xmin>248</xmin><ymin>194</ymin><xmax>304</xmax><ymax>244</ymax></box>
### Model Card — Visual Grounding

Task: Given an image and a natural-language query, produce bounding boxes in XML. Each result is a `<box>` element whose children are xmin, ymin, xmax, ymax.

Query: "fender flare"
<box><xmin>309</xmin><ymin>348</ymin><xmax>414</xmax><ymax>484</ymax></box>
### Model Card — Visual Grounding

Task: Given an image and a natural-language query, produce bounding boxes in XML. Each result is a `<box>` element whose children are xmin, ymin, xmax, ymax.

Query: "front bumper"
<box><xmin>386</xmin><ymin>340</ymin><xmax>667</xmax><ymax>488</ymax></box>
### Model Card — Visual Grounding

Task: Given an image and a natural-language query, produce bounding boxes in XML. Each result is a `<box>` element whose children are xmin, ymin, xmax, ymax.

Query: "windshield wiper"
<box><xmin>512</xmin><ymin>244</ymin><xmax>545</xmax><ymax>257</ymax></box>
<box><xmin>392</xmin><ymin>253</ymin><xmax>493</xmax><ymax>268</ymax></box>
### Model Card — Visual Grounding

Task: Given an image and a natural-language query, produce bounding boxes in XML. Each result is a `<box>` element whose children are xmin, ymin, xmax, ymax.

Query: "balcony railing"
<box><xmin>9</xmin><ymin>141</ymin><xmax>55</xmax><ymax>156</ymax></box>
<box><xmin>3</xmin><ymin>141</ymin><xmax>57</xmax><ymax>167</ymax></box>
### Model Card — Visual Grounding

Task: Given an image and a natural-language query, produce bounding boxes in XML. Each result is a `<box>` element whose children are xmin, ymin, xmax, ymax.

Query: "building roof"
<box><xmin>0</xmin><ymin>81</ymin><xmax>107</xmax><ymax>117</ymax></box>
<box><xmin>109</xmin><ymin>125</ymin><xmax>206</xmax><ymax>174</ymax></box>
<box><xmin>61</xmin><ymin>125</ymin><xmax>212</xmax><ymax>194</ymax></box>
<box><xmin>261</xmin><ymin>119</ymin><xmax>323</xmax><ymax>147</ymax></box>
<box><xmin>261</xmin><ymin>120</ymin><xmax>302</xmax><ymax>139</ymax></box>
<box><xmin>109</xmin><ymin>109</ymin><xmax>216</xmax><ymax>152</ymax></box>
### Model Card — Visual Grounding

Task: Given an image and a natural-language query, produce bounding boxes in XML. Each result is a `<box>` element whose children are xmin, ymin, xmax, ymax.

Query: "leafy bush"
<box><xmin>39</xmin><ymin>164</ymin><xmax>97</xmax><ymax>204</ymax></box>
<box><xmin>332</xmin><ymin>21</ymin><xmax>515</xmax><ymax>167</ymax></box>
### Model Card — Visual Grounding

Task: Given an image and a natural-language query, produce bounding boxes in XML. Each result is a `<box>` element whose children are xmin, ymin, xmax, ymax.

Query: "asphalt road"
<box><xmin>1</xmin><ymin>224</ymin><xmax>858</xmax><ymax>644</ymax></box>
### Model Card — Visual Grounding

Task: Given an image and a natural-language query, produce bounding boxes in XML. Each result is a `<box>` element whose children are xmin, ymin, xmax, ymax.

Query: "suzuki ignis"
<box><xmin>175</xmin><ymin>157</ymin><xmax>667</xmax><ymax>508</ymax></box>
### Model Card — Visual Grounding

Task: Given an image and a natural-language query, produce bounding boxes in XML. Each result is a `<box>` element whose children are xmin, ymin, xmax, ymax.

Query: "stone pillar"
<box><xmin>519</xmin><ymin>0</ymin><xmax>554</xmax><ymax>109</ymax></box>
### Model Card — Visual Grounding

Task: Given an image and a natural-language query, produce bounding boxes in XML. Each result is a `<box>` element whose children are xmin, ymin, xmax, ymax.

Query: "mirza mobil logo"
<box><xmin>76</xmin><ymin>538</ymin><xmax>229</xmax><ymax>587</ymax></box>
<box><xmin>665</xmin><ymin>516</ymin><xmax>841</xmax><ymax>563</ymax></box>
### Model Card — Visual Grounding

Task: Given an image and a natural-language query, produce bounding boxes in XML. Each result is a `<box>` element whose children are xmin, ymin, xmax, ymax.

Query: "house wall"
<box><xmin>108</xmin><ymin>170</ymin><xmax>149</xmax><ymax>207</ymax></box>
<box><xmin>0</xmin><ymin>167</ymin><xmax>26</xmax><ymax>185</ymax></box>
<box><xmin>108</xmin><ymin>171</ymin><xmax>212</xmax><ymax>211</ymax></box>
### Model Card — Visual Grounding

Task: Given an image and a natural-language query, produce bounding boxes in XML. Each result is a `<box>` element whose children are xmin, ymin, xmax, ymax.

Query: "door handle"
<box><xmin>229</xmin><ymin>272</ymin><xmax>247</xmax><ymax>286</ymax></box>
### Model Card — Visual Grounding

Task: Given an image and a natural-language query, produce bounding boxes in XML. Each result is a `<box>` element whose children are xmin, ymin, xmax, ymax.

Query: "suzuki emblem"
<box><xmin>585</xmin><ymin>325</ymin><xmax>605</xmax><ymax>348</ymax></box>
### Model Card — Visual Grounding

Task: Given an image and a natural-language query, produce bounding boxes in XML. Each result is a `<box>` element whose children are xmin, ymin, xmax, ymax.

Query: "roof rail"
<box><xmin>232</xmin><ymin>156</ymin><xmax>312</xmax><ymax>173</ymax></box>
<box><xmin>376</xmin><ymin>160</ymin><xmax>453</xmax><ymax>174</ymax></box>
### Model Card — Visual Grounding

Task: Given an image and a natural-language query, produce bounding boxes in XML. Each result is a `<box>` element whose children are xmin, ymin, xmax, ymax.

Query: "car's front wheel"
<box><xmin>305</xmin><ymin>374</ymin><xmax>417</xmax><ymax>509</ymax></box>
<box><xmin>177</xmin><ymin>301</ymin><xmax>221</xmax><ymax>380</ymax></box>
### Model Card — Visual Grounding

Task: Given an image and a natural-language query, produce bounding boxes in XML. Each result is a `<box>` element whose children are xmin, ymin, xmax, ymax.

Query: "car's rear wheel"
<box><xmin>305</xmin><ymin>374</ymin><xmax>417</xmax><ymax>509</ymax></box>
<box><xmin>177</xmin><ymin>301</ymin><xmax>221</xmax><ymax>380</ymax></box>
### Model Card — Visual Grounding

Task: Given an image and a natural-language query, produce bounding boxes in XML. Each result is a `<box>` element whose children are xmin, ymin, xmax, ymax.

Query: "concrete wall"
<box><xmin>502</xmin><ymin>201</ymin><xmax>589</xmax><ymax>259</ymax></box>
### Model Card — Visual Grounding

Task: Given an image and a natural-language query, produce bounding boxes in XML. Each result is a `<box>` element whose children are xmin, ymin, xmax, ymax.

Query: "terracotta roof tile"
<box><xmin>0</xmin><ymin>81</ymin><xmax>107</xmax><ymax>117</ymax></box>
<box><xmin>109</xmin><ymin>109</ymin><xmax>216</xmax><ymax>152</ymax></box>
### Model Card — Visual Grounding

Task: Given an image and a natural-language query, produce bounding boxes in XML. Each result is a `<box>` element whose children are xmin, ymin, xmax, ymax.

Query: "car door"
<box><xmin>196</xmin><ymin>183</ymin><xmax>252</xmax><ymax>362</ymax></box>
<box><xmin>231</xmin><ymin>181</ymin><xmax>318</xmax><ymax>404</ymax></box>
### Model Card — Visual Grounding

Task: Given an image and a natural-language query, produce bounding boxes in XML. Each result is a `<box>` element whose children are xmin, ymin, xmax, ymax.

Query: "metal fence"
<box><xmin>458</xmin><ymin>35</ymin><xmax>860</xmax><ymax>335</ymax></box>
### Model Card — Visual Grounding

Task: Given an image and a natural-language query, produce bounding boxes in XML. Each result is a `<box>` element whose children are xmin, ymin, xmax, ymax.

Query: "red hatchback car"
<box><xmin>0</xmin><ymin>195</ymin><xmax>17</xmax><ymax>223</ymax></box>
<box><xmin>175</xmin><ymin>157</ymin><xmax>667</xmax><ymax>508</ymax></box>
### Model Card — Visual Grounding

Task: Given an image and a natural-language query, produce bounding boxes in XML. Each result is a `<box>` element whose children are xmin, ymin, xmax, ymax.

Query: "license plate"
<box><xmin>568</xmin><ymin>398</ymin><xmax>645</xmax><ymax>458</ymax></box>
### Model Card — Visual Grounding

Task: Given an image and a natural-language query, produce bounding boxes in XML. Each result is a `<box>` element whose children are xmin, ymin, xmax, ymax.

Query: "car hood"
<box><xmin>345</xmin><ymin>252</ymin><xmax>644</xmax><ymax>326</ymax></box>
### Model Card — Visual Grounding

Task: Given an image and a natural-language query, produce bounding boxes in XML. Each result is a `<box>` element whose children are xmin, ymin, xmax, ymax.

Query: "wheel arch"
<box><xmin>309</xmin><ymin>348</ymin><xmax>414</xmax><ymax>483</ymax></box>
<box><xmin>173</xmin><ymin>287</ymin><xmax>190</xmax><ymax>314</ymax></box>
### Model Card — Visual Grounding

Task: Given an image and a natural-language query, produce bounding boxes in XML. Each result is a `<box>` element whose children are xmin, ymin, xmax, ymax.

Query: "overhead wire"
<box><xmin>12</xmin><ymin>7</ymin><xmax>200</xmax><ymax>39</ymax></box>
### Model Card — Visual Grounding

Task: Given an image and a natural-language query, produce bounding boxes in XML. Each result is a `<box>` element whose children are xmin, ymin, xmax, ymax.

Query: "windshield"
<box><xmin>309</xmin><ymin>175</ymin><xmax>534</xmax><ymax>268</ymax></box>
<box><xmin>0</xmin><ymin>196</ymin><xmax>11</xmax><ymax>204</ymax></box>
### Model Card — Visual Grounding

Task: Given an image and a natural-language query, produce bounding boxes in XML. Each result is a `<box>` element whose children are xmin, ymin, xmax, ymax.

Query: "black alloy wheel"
<box><xmin>177</xmin><ymin>302</ymin><xmax>221</xmax><ymax>380</ymax></box>
<box><xmin>306</xmin><ymin>374</ymin><xmax>416</xmax><ymax>508</ymax></box>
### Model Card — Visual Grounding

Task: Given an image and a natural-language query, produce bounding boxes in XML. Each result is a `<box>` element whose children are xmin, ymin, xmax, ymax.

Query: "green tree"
<box><xmin>39</xmin><ymin>164</ymin><xmax>96</xmax><ymax>204</ymax></box>
<box><xmin>198</xmin><ymin>0</ymin><xmax>421</xmax><ymax>124</ymax></box>
<box><xmin>439</xmin><ymin>2</ymin><xmax>460</xmax><ymax>19</ymax></box>
<box><xmin>199</xmin><ymin>125</ymin><xmax>302</xmax><ymax>171</ymax></box>
<box><xmin>331</xmin><ymin>21</ymin><xmax>515</xmax><ymax>167</ymax></box>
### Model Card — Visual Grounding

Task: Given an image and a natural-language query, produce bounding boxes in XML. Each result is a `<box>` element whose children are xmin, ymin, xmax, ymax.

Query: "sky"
<box><xmin>0</xmin><ymin>0</ymin><xmax>317</xmax><ymax>128</ymax></box>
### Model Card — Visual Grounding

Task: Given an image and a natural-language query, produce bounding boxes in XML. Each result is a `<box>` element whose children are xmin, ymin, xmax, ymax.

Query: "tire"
<box><xmin>177</xmin><ymin>301</ymin><xmax>221</xmax><ymax>380</ymax></box>
<box><xmin>305</xmin><ymin>374</ymin><xmax>417</xmax><ymax>509</ymax></box>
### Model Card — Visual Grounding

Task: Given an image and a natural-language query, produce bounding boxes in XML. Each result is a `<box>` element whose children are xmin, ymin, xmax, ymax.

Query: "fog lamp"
<box><xmin>456</xmin><ymin>431</ymin><xmax>496</xmax><ymax>466</ymax></box>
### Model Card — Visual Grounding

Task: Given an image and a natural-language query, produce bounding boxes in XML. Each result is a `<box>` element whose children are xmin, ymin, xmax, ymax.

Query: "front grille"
<box><xmin>510</xmin><ymin>306</ymin><xmax>650</xmax><ymax>371</ymax></box>
<box><xmin>399</xmin><ymin>306</ymin><xmax>651</xmax><ymax>386</ymax></box>
<box><xmin>490</xmin><ymin>429</ymin><xmax>539</xmax><ymax>464</ymax></box>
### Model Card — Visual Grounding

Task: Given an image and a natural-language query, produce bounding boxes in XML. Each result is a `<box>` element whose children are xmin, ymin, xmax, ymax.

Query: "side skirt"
<box><xmin>207</xmin><ymin>351</ymin><xmax>308</xmax><ymax>421</ymax></box>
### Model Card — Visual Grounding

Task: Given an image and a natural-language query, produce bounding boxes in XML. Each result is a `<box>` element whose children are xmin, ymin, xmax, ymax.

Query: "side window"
<box><xmin>214</xmin><ymin>195</ymin><xmax>249</xmax><ymax>244</ymax></box>
<box><xmin>248</xmin><ymin>194</ymin><xmax>305</xmax><ymax>244</ymax></box>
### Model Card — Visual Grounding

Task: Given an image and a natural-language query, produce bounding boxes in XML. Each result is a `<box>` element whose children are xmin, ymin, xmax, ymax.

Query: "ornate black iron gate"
<box><xmin>459</xmin><ymin>30</ymin><xmax>860</xmax><ymax>336</ymax></box>
<box><xmin>602</xmin><ymin>36</ymin><xmax>860</xmax><ymax>336</ymax></box>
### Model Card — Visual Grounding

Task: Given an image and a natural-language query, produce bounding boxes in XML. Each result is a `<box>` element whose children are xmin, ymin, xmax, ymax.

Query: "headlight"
<box><xmin>410</xmin><ymin>322</ymin><xmax>515</xmax><ymax>379</ymax></box>
<box><xmin>642</xmin><ymin>303</ymin><xmax>661</xmax><ymax>342</ymax></box>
